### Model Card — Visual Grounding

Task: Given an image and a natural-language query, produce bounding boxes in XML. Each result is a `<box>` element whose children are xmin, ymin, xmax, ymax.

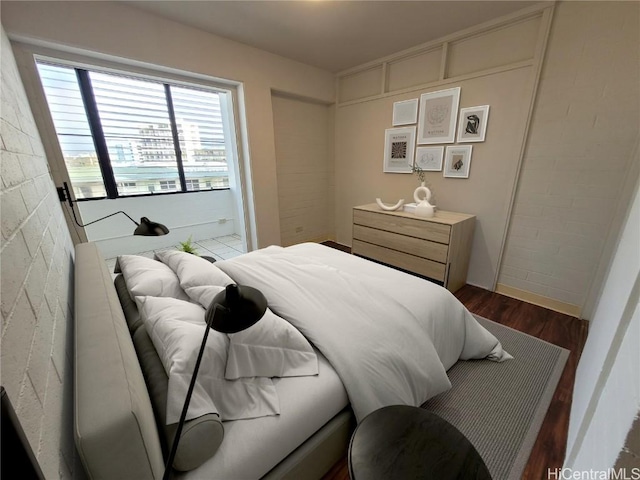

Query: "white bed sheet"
<box><xmin>176</xmin><ymin>349</ymin><xmax>348</xmax><ymax>480</ymax></box>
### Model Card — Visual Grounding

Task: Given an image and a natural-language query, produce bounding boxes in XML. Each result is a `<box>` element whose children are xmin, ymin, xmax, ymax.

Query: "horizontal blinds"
<box><xmin>36</xmin><ymin>63</ymin><xmax>106</xmax><ymax>199</ymax></box>
<box><xmin>89</xmin><ymin>71</ymin><xmax>181</xmax><ymax>194</ymax></box>
<box><xmin>36</xmin><ymin>60</ymin><xmax>231</xmax><ymax>197</ymax></box>
<box><xmin>171</xmin><ymin>86</ymin><xmax>229</xmax><ymax>188</ymax></box>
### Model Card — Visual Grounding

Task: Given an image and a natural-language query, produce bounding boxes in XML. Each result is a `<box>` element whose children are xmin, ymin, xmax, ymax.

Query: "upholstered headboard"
<box><xmin>74</xmin><ymin>242</ymin><xmax>165</xmax><ymax>479</ymax></box>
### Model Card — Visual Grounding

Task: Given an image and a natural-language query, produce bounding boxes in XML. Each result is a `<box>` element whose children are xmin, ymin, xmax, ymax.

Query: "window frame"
<box><xmin>35</xmin><ymin>58</ymin><xmax>236</xmax><ymax>202</ymax></box>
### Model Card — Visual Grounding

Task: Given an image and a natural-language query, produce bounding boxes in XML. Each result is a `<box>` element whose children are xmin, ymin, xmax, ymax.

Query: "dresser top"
<box><xmin>354</xmin><ymin>203</ymin><xmax>475</xmax><ymax>226</ymax></box>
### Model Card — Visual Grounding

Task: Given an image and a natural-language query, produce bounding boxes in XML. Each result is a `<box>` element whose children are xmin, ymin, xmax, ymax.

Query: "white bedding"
<box><xmin>216</xmin><ymin>242</ymin><xmax>511</xmax><ymax>421</ymax></box>
<box><xmin>176</xmin><ymin>349</ymin><xmax>348</xmax><ymax>480</ymax></box>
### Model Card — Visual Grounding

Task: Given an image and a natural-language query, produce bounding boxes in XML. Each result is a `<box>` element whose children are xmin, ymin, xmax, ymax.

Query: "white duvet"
<box><xmin>216</xmin><ymin>243</ymin><xmax>511</xmax><ymax>421</ymax></box>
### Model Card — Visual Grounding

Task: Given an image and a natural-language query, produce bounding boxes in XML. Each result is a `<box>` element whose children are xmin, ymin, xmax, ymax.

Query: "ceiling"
<box><xmin>125</xmin><ymin>1</ymin><xmax>542</xmax><ymax>73</ymax></box>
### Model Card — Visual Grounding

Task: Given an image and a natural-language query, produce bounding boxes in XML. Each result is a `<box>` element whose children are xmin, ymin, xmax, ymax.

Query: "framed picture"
<box><xmin>383</xmin><ymin>126</ymin><xmax>416</xmax><ymax>173</ymax></box>
<box><xmin>392</xmin><ymin>98</ymin><xmax>419</xmax><ymax>126</ymax></box>
<box><xmin>457</xmin><ymin>105</ymin><xmax>490</xmax><ymax>142</ymax></box>
<box><xmin>414</xmin><ymin>146</ymin><xmax>444</xmax><ymax>171</ymax></box>
<box><xmin>443</xmin><ymin>145</ymin><xmax>472</xmax><ymax>178</ymax></box>
<box><xmin>417</xmin><ymin>87</ymin><xmax>460</xmax><ymax>144</ymax></box>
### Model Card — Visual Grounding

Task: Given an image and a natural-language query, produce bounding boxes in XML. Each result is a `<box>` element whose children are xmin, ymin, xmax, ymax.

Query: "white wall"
<box><xmin>0</xmin><ymin>25</ymin><xmax>80</xmax><ymax>479</ymax></box>
<box><xmin>498</xmin><ymin>1</ymin><xmax>640</xmax><ymax>316</ymax></box>
<box><xmin>78</xmin><ymin>189</ymin><xmax>238</xmax><ymax>258</ymax></box>
<box><xmin>565</xmin><ymin>177</ymin><xmax>640</xmax><ymax>470</ymax></box>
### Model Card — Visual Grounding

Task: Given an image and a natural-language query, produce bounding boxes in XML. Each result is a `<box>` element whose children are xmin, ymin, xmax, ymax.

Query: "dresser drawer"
<box><xmin>353</xmin><ymin>209</ymin><xmax>451</xmax><ymax>244</ymax></box>
<box><xmin>353</xmin><ymin>224</ymin><xmax>449</xmax><ymax>263</ymax></box>
<box><xmin>352</xmin><ymin>240</ymin><xmax>446</xmax><ymax>282</ymax></box>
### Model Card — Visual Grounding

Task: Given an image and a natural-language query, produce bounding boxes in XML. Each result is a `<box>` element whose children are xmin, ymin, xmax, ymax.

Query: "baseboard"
<box><xmin>495</xmin><ymin>283</ymin><xmax>582</xmax><ymax>318</ymax></box>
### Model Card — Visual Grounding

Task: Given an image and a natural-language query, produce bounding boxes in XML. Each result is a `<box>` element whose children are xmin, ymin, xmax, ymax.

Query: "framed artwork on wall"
<box><xmin>443</xmin><ymin>145</ymin><xmax>472</xmax><ymax>178</ymax></box>
<box><xmin>414</xmin><ymin>146</ymin><xmax>444</xmax><ymax>171</ymax></box>
<box><xmin>392</xmin><ymin>98</ymin><xmax>419</xmax><ymax>126</ymax></box>
<box><xmin>383</xmin><ymin>126</ymin><xmax>416</xmax><ymax>173</ymax></box>
<box><xmin>417</xmin><ymin>87</ymin><xmax>460</xmax><ymax>144</ymax></box>
<box><xmin>457</xmin><ymin>105</ymin><xmax>490</xmax><ymax>142</ymax></box>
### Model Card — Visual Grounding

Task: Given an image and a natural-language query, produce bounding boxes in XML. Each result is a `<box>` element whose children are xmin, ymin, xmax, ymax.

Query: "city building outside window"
<box><xmin>36</xmin><ymin>62</ymin><xmax>232</xmax><ymax>200</ymax></box>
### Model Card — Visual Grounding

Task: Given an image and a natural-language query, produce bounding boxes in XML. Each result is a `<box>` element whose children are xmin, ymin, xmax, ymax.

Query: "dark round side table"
<box><xmin>348</xmin><ymin>405</ymin><xmax>492</xmax><ymax>480</ymax></box>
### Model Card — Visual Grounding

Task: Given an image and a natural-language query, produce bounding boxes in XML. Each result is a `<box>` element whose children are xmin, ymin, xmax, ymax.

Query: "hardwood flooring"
<box><xmin>320</xmin><ymin>242</ymin><xmax>589</xmax><ymax>480</ymax></box>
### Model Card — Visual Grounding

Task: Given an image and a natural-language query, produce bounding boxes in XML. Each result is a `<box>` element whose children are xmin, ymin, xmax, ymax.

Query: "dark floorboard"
<box><xmin>320</xmin><ymin>242</ymin><xmax>588</xmax><ymax>480</ymax></box>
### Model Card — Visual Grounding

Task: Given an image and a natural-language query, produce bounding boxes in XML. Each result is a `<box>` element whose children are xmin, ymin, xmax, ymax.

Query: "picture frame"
<box><xmin>457</xmin><ymin>105</ymin><xmax>490</xmax><ymax>143</ymax></box>
<box><xmin>443</xmin><ymin>145</ymin><xmax>473</xmax><ymax>178</ymax></box>
<box><xmin>383</xmin><ymin>126</ymin><xmax>416</xmax><ymax>173</ymax></box>
<box><xmin>414</xmin><ymin>146</ymin><xmax>444</xmax><ymax>172</ymax></box>
<box><xmin>417</xmin><ymin>87</ymin><xmax>461</xmax><ymax>144</ymax></box>
<box><xmin>392</xmin><ymin>98</ymin><xmax>419</xmax><ymax>126</ymax></box>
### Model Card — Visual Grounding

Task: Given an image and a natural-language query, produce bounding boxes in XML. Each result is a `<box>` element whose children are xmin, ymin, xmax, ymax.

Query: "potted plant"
<box><xmin>411</xmin><ymin>164</ymin><xmax>426</xmax><ymax>184</ymax></box>
<box><xmin>178</xmin><ymin>235</ymin><xmax>199</xmax><ymax>255</ymax></box>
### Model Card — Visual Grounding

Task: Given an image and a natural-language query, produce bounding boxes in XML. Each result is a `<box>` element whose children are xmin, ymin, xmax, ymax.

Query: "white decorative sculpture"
<box><xmin>375</xmin><ymin>198</ymin><xmax>405</xmax><ymax>211</ymax></box>
<box><xmin>413</xmin><ymin>182</ymin><xmax>435</xmax><ymax>218</ymax></box>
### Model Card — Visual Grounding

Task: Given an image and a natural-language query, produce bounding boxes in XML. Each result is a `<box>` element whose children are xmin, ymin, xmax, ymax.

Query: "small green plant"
<box><xmin>178</xmin><ymin>235</ymin><xmax>199</xmax><ymax>255</ymax></box>
<box><xmin>412</xmin><ymin>164</ymin><xmax>426</xmax><ymax>183</ymax></box>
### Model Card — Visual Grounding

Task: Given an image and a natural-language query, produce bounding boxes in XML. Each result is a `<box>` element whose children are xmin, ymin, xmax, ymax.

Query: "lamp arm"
<box><xmin>60</xmin><ymin>182</ymin><xmax>140</xmax><ymax>228</ymax></box>
<box><xmin>67</xmin><ymin>204</ymin><xmax>140</xmax><ymax>228</ymax></box>
<box><xmin>162</xmin><ymin>305</ymin><xmax>222</xmax><ymax>480</ymax></box>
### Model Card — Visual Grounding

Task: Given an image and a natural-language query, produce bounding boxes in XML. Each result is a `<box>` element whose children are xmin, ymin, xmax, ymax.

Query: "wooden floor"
<box><xmin>320</xmin><ymin>242</ymin><xmax>589</xmax><ymax>480</ymax></box>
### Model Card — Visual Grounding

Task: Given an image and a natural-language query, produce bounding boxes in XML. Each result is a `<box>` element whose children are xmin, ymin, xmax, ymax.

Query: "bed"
<box><xmin>74</xmin><ymin>241</ymin><xmax>509</xmax><ymax>480</ymax></box>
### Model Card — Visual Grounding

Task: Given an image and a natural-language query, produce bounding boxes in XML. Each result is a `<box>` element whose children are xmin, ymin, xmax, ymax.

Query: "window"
<box><xmin>159</xmin><ymin>180</ymin><xmax>177</xmax><ymax>191</ymax></box>
<box><xmin>185</xmin><ymin>179</ymin><xmax>200</xmax><ymax>191</ymax></box>
<box><xmin>36</xmin><ymin>62</ymin><xmax>232</xmax><ymax>200</ymax></box>
<box><xmin>117</xmin><ymin>181</ymin><xmax>138</xmax><ymax>194</ymax></box>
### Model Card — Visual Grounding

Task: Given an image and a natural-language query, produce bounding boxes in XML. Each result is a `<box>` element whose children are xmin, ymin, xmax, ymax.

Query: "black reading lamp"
<box><xmin>57</xmin><ymin>181</ymin><xmax>170</xmax><ymax>236</ymax></box>
<box><xmin>162</xmin><ymin>284</ymin><xmax>267</xmax><ymax>480</ymax></box>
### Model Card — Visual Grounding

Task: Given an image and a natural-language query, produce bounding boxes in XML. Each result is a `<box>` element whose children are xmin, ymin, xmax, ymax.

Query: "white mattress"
<box><xmin>177</xmin><ymin>349</ymin><xmax>349</xmax><ymax>480</ymax></box>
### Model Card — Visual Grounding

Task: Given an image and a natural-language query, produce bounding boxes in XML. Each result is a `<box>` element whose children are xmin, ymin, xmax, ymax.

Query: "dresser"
<box><xmin>352</xmin><ymin>204</ymin><xmax>475</xmax><ymax>292</ymax></box>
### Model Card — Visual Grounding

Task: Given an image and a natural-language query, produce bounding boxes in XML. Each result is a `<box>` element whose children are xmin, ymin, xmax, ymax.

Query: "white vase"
<box><xmin>413</xmin><ymin>182</ymin><xmax>435</xmax><ymax>218</ymax></box>
<box><xmin>415</xmin><ymin>200</ymin><xmax>435</xmax><ymax>218</ymax></box>
<box><xmin>414</xmin><ymin>182</ymin><xmax>432</xmax><ymax>204</ymax></box>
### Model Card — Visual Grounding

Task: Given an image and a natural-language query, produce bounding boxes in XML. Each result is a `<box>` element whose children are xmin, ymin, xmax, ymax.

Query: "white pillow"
<box><xmin>117</xmin><ymin>255</ymin><xmax>190</xmax><ymax>302</ymax></box>
<box><xmin>136</xmin><ymin>296</ymin><xmax>280</xmax><ymax>423</ymax></box>
<box><xmin>188</xmin><ymin>285</ymin><xmax>318</xmax><ymax>380</ymax></box>
<box><xmin>154</xmin><ymin>250</ymin><xmax>233</xmax><ymax>289</ymax></box>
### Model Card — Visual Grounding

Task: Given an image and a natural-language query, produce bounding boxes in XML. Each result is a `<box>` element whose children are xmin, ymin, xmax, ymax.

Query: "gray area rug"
<box><xmin>422</xmin><ymin>316</ymin><xmax>569</xmax><ymax>480</ymax></box>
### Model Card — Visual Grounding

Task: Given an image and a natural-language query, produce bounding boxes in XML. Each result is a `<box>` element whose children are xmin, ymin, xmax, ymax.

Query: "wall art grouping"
<box><xmin>387</xmin><ymin>86</ymin><xmax>489</xmax><ymax>178</ymax></box>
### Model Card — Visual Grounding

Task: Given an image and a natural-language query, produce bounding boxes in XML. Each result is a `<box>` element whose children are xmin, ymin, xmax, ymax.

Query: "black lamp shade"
<box><xmin>206</xmin><ymin>284</ymin><xmax>267</xmax><ymax>333</ymax></box>
<box><xmin>134</xmin><ymin>217</ymin><xmax>170</xmax><ymax>236</ymax></box>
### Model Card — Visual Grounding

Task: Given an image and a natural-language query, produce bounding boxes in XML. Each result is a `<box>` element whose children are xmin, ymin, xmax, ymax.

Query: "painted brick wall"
<box><xmin>498</xmin><ymin>1</ymin><xmax>640</xmax><ymax>313</ymax></box>
<box><xmin>0</xmin><ymin>26</ymin><xmax>80</xmax><ymax>478</ymax></box>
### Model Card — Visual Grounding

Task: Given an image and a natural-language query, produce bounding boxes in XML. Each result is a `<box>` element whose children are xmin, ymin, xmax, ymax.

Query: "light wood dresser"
<box><xmin>352</xmin><ymin>204</ymin><xmax>475</xmax><ymax>292</ymax></box>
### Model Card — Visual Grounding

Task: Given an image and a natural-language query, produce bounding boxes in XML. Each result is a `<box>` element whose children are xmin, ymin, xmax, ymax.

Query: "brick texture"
<box><xmin>499</xmin><ymin>1</ymin><xmax>640</xmax><ymax>311</ymax></box>
<box><xmin>0</xmin><ymin>26</ymin><xmax>80</xmax><ymax>479</ymax></box>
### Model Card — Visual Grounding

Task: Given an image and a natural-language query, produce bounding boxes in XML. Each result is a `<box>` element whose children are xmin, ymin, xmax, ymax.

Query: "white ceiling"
<box><xmin>125</xmin><ymin>1</ymin><xmax>542</xmax><ymax>73</ymax></box>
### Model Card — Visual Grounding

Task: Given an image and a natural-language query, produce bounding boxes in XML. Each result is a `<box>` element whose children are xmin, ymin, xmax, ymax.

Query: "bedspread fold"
<box><xmin>216</xmin><ymin>243</ymin><xmax>510</xmax><ymax>421</ymax></box>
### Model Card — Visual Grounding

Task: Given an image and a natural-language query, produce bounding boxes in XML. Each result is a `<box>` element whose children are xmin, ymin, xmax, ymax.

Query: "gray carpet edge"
<box><xmin>507</xmin><ymin>336</ymin><xmax>569</xmax><ymax>480</ymax></box>
<box><xmin>422</xmin><ymin>314</ymin><xmax>570</xmax><ymax>480</ymax></box>
<box><xmin>476</xmin><ymin>315</ymin><xmax>570</xmax><ymax>480</ymax></box>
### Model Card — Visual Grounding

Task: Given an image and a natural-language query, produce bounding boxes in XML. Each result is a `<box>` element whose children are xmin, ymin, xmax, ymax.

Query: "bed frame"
<box><xmin>74</xmin><ymin>242</ymin><xmax>354</xmax><ymax>479</ymax></box>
